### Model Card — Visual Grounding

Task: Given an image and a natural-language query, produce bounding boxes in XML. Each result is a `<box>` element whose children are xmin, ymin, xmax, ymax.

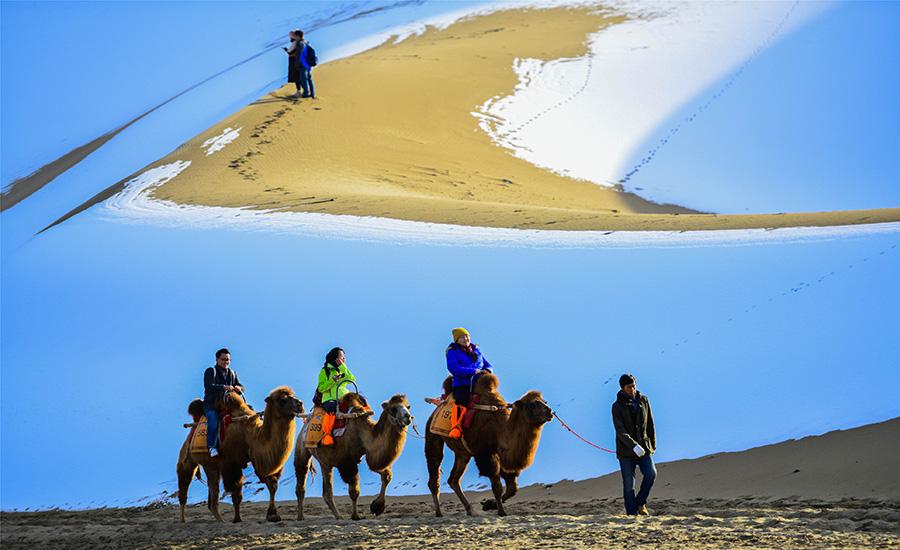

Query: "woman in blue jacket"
<box><xmin>445</xmin><ymin>327</ymin><xmax>492</xmax><ymax>437</ymax></box>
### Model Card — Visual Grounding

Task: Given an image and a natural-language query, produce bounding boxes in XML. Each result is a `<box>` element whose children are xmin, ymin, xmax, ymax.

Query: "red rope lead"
<box><xmin>552</xmin><ymin>411</ymin><xmax>616</xmax><ymax>454</ymax></box>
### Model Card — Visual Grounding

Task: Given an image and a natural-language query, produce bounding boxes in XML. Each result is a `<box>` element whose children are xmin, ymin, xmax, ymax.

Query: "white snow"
<box><xmin>201</xmin><ymin>127</ymin><xmax>242</xmax><ymax>156</ymax></box>
<box><xmin>99</xmin><ymin>161</ymin><xmax>900</xmax><ymax>249</ymax></box>
<box><xmin>475</xmin><ymin>1</ymin><xmax>830</xmax><ymax>187</ymax></box>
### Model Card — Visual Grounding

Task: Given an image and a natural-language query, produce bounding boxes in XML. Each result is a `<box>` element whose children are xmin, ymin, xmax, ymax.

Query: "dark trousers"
<box><xmin>321</xmin><ymin>400</ymin><xmax>337</xmax><ymax>414</ymax></box>
<box><xmin>204</xmin><ymin>405</ymin><xmax>219</xmax><ymax>451</ymax></box>
<box><xmin>299</xmin><ymin>68</ymin><xmax>315</xmax><ymax>97</ymax></box>
<box><xmin>619</xmin><ymin>455</ymin><xmax>656</xmax><ymax>514</ymax></box>
<box><xmin>451</xmin><ymin>385</ymin><xmax>470</xmax><ymax>407</ymax></box>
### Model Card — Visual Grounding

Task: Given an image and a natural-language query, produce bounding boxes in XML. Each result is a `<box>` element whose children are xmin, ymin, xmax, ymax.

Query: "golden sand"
<box><xmin>135</xmin><ymin>7</ymin><xmax>899</xmax><ymax>231</ymax></box>
<box><xmin>3</xmin><ymin>419</ymin><xmax>898</xmax><ymax>547</ymax></box>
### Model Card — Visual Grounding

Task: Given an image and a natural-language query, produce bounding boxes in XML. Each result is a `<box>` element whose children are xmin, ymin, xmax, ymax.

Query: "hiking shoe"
<box><xmin>637</xmin><ymin>505</ymin><xmax>650</xmax><ymax>516</ymax></box>
<box><xmin>209</xmin><ymin>448</ymin><xmax>219</xmax><ymax>457</ymax></box>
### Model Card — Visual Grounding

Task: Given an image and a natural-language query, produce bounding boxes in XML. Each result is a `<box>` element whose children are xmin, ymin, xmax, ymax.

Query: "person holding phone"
<box><xmin>283</xmin><ymin>29</ymin><xmax>302</xmax><ymax>97</ymax></box>
<box><xmin>315</xmin><ymin>347</ymin><xmax>356</xmax><ymax>445</ymax></box>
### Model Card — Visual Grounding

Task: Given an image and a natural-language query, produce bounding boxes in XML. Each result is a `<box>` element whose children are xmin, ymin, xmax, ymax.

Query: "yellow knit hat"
<box><xmin>452</xmin><ymin>327</ymin><xmax>470</xmax><ymax>342</ymax></box>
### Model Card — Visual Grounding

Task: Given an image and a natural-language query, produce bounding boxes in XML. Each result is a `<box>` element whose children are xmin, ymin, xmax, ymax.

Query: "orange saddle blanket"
<box><xmin>189</xmin><ymin>412</ymin><xmax>232</xmax><ymax>455</ymax></box>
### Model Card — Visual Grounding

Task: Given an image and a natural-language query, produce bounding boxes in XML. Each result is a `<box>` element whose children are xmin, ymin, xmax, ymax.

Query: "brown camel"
<box><xmin>294</xmin><ymin>393</ymin><xmax>412</xmax><ymax>520</ymax></box>
<box><xmin>425</xmin><ymin>373</ymin><xmax>552</xmax><ymax>517</ymax></box>
<box><xmin>176</xmin><ymin>386</ymin><xmax>304</xmax><ymax>523</ymax></box>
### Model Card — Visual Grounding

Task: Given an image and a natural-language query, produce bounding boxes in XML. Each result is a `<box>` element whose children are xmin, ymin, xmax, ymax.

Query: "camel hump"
<box><xmin>187</xmin><ymin>398</ymin><xmax>204</xmax><ymax>420</ymax></box>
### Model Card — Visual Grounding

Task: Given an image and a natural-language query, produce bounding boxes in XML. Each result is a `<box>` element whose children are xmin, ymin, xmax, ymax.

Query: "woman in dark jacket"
<box><xmin>283</xmin><ymin>29</ymin><xmax>302</xmax><ymax>97</ymax></box>
<box><xmin>445</xmin><ymin>327</ymin><xmax>492</xmax><ymax>437</ymax></box>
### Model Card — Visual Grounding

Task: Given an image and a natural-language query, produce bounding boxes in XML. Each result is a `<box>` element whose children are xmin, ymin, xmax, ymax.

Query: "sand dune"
<box><xmin>3</xmin><ymin>418</ymin><xmax>897</xmax><ymax>548</ymax></box>
<box><xmin>48</xmin><ymin>6</ymin><xmax>900</xmax><ymax>234</ymax></box>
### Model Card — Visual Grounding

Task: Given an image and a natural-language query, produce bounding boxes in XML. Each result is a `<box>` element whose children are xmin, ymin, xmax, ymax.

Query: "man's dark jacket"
<box><xmin>611</xmin><ymin>390</ymin><xmax>656</xmax><ymax>459</ymax></box>
<box><xmin>203</xmin><ymin>366</ymin><xmax>242</xmax><ymax>408</ymax></box>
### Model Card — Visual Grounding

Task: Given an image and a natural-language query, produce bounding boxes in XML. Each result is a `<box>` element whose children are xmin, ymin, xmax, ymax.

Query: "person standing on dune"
<box><xmin>295</xmin><ymin>30</ymin><xmax>317</xmax><ymax>98</ymax></box>
<box><xmin>283</xmin><ymin>30</ymin><xmax>303</xmax><ymax>97</ymax></box>
<box><xmin>612</xmin><ymin>373</ymin><xmax>657</xmax><ymax>515</ymax></box>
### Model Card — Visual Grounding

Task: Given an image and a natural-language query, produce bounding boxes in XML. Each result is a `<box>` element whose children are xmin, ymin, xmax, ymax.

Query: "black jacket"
<box><xmin>611</xmin><ymin>390</ymin><xmax>656</xmax><ymax>459</ymax></box>
<box><xmin>203</xmin><ymin>366</ymin><xmax>242</xmax><ymax>408</ymax></box>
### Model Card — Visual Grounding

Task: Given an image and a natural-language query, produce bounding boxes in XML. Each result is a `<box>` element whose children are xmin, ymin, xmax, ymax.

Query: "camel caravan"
<box><xmin>177</xmin><ymin>330</ymin><xmax>555</xmax><ymax>522</ymax></box>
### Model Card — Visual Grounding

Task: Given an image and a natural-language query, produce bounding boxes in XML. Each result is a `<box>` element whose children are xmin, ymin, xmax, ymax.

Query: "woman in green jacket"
<box><xmin>317</xmin><ymin>347</ymin><xmax>356</xmax><ymax>445</ymax></box>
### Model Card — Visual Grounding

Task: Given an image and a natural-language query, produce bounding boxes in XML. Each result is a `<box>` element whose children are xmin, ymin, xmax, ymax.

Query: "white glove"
<box><xmin>633</xmin><ymin>444</ymin><xmax>646</xmax><ymax>457</ymax></box>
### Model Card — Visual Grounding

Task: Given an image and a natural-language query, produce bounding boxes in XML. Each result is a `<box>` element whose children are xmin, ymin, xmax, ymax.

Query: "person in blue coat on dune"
<box><xmin>445</xmin><ymin>327</ymin><xmax>492</xmax><ymax>438</ymax></box>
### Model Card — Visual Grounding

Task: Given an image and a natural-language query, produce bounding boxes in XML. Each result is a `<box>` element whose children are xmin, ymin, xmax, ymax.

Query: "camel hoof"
<box><xmin>481</xmin><ymin>498</ymin><xmax>498</xmax><ymax>511</ymax></box>
<box><xmin>370</xmin><ymin>499</ymin><xmax>386</xmax><ymax>516</ymax></box>
<box><xmin>232</xmin><ymin>517</ymin><xmax>242</xmax><ymax>524</ymax></box>
<box><xmin>267</xmin><ymin>512</ymin><xmax>282</xmax><ymax>523</ymax></box>
<box><xmin>497</xmin><ymin>508</ymin><xmax>508</xmax><ymax>517</ymax></box>
<box><xmin>435</xmin><ymin>511</ymin><xmax>443</xmax><ymax>518</ymax></box>
<box><xmin>351</xmin><ymin>514</ymin><xmax>361</xmax><ymax>521</ymax></box>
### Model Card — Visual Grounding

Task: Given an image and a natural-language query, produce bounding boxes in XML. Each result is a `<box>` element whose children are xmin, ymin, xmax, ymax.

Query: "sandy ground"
<box><xmin>3</xmin><ymin>497</ymin><xmax>898</xmax><ymax>549</ymax></box>
<box><xmin>4</xmin><ymin>419</ymin><xmax>898</xmax><ymax>548</ymax></box>
<box><xmin>44</xmin><ymin>6</ymin><xmax>900</xmax><ymax>233</ymax></box>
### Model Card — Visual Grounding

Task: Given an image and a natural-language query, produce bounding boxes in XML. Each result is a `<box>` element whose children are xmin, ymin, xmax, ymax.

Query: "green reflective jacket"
<box><xmin>317</xmin><ymin>362</ymin><xmax>356</xmax><ymax>403</ymax></box>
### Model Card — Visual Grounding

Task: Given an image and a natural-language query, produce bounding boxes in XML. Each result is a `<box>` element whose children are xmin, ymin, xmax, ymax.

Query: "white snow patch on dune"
<box><xmin>201</xmin><ymin>127</ymin><xmax>241</xmax><ymax>156</ymax></box>
<box><xmin>98</xmin><ymin>166</ymin><xmax>899</xmax><ymax>249</ymax></box>
<box><xmin>476</xmin><ymin>1</ymin><xmax>830</xmax><ymax>187</ymax></box>
<box><xmin>102</xmin><ymin>161</ymin><xmax>191</xmax><ymax>213</ymax></box>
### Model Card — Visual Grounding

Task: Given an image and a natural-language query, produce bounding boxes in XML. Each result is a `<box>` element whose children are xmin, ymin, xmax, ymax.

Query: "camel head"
<box><xmin>220</xmin><ymin>390</ymin><xmax>254</xmax><ymax>416</ymax></box>
<box><xmin>381</xmin><ymin>394</ymin><xmax>412</xmax><ymax>428</ymax></box>
<box><xmin>264</xmin><ymin>386</ymin><xmax>305</xmax><ymax>419</ymax></box>
<box><xmin>339</xmin><ymin>392</ymin><xmax>373</xmax><ymax>417</ymax></box>
<box><xmin>512</xmin><ymin>391</ymin><xmax>553</xmax><ymax>426</ymax></box>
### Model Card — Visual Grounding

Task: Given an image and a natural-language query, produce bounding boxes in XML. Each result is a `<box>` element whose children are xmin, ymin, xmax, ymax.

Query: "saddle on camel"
<box><xmin>185</xmin><ymin>400</ymin><xmax>239</xmax><ymax>455</ymax></box>
<box><xmin>302</xmin><ymin>397</ymin><xmax>372</xmax><ymax>448</ymax></box>
<box><xmin>426</xmin><ymin>376</ymin><xmax>509</xmax><ymax>441</ymax></box>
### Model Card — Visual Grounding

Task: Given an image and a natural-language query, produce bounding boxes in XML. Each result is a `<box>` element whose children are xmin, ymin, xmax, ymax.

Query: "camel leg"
<box><xmin>425</xmin><ymin>426</ymin><xmax>445</xmax><ymax>517</ymax></box>
<box><xmin>321</xmin><ymin>467</ymin><xmax>343</xmax><ymax>520</ymax></box>
<box><xmin>264</xmin><ymin>475</ymin><xmax>282</xmax><ymax>522</ymax></box>
<box><xmin>176</xmin><ymin>460</ymin><xmax>196</xmax><ymax>523</ymax></box>
<box><xmin>501</xmin><ymin>471</ymin><xmax>519</xmax><ymax>503</ymax></box>
<box><xmin>370</xmin><ymin>468</ymin><xmax>392</xmax><ymax>516</ymax></box>
<box><xmin>447</xmin><ymin>453</ymin><xmax>474</xmax><ymax>517</ymax></box>
<box><xmin>340</xmin><ymin>464</ymin><xmax>361</xmax><ymax>521</ymax></box>
<box><xmin>482</xmin><ymin>470</ymin><xmax>519</xmax><ymax>512</ymax></box>
<box><xmin>295</xmin><ymin>450</ymin><xmax>312</xmax><ymax>521</ymax></box>
<box><xmin>223</xmin><ymin>465</ymin><xmax>244</xmax><ymax>523</ymax></box>
<box><xmin>475</xmin><ymin>454</ymin><xmax>507</xmax><ymax>517</ymax></box>
<box><xmin>205</xmin><ymin>468</ymin><xmax>224</xmax><ymax>522</ymax></box>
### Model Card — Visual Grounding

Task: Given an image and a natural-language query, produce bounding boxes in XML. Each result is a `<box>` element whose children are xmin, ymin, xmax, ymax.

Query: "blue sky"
<box><xmin>622</xmin><ymin>1</ymin><xmax>900</xmax><ymax>213</ymax></box>
<box><xmin>1</xmin><ymin>1</ymin><xmax>899</xmax><ymax>511</ymax></box>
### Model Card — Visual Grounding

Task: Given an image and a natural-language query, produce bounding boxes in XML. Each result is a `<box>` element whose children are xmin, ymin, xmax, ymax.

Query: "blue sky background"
<box><xmin>2</xmin><ymin>1</ymin><xmax>899</xmax><ymax>511</ymax></box>
<box><xmin>622</xmin><ymin>1</ymin><xmax>900</xmax><ymax>213</ymax></box>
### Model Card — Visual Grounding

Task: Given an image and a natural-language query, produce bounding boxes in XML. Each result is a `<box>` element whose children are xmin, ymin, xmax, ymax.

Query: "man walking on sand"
<box><xmin>612</xmin><ymin>373</ymin><xmax>657</xmax><ymax>515</ymax></box>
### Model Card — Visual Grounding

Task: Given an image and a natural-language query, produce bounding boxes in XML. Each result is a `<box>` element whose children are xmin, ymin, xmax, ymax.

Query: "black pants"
<box><xmin>322</xmin><ymin>400</ymin><xmax>337</xmax><ymax>413</ymax></box>
<box><xmin>452</xmin><ymin>386</ymin><xmax>470</xmax><ymax>407</ymax></box>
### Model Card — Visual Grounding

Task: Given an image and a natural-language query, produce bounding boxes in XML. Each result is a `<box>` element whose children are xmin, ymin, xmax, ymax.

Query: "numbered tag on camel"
<box><xmin>190</xmin><ymin>416</ymin><xmax>209</xmax><ymax>455</ymax></box>
<box><xmin>304</xmin><ymin>407</ymin><xmax>327</xmax><ymax>448</ymax></box>
<box><xmin>429</xmin><ymin>398</ymin><xmax>457</xmax><ymax>437</ymax></box>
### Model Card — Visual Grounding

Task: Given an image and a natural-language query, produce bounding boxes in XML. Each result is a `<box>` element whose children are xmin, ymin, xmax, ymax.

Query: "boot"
<box><xmin>321</xmin><ymin>412</ymin><xmax>336</xmax><ymax>446</ymax></box>
<box><xmin>448</xmin><ymin>405</ymin><xmax>467</xmax><ymax>439</ymax></box>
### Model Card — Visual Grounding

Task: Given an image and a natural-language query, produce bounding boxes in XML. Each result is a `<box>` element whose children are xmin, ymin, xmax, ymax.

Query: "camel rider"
<box><xmin>316</xmin><ymin>347</ymin><xmax>356</xmax><ymax>446</ymax></box>
<box><xmin>445</xmin><ymin>327</ymin><xmax>492</xmax><ymax>438</ymax></box>
<box><xmin>203</xmin><ymin>348</ymin><xmax>244</xmax><ymax>457</ymax></box>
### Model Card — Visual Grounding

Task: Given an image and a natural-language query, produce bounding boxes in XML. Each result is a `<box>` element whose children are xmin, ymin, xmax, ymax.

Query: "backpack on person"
<box><xmin>305</xmin><ymin>44</ymin><xmax>318</xmax><ymax>67</ymax></box>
